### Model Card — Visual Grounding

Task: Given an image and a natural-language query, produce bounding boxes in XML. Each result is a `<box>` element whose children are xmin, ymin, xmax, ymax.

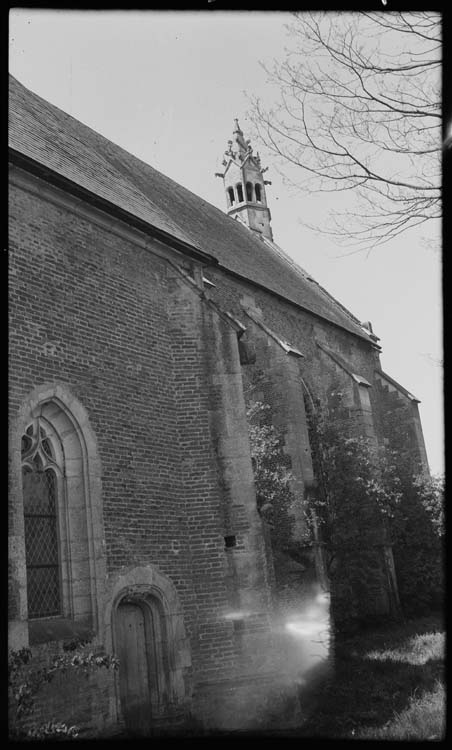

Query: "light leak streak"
<box><xmin>223</xmin><ymin>610</ymin><xmax>253</xmax><ymax>621</ymax></box>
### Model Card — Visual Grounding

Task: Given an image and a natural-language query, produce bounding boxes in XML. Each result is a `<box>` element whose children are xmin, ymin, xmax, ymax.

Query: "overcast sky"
<box><xmin>9</xmin><ymin>9</ymin><xmax>443</xmax><ymax>474</ymax></box>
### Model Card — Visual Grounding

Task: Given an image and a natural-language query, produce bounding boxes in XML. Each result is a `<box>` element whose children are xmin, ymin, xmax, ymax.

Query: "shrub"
<box><xmin>305</xmin><ymin>395</ymin><xmax>444</xmax><ymax>626</ymax></box>
<box><xmin>385</xmin><ymin>471</ymin><xmax>444</xmax><ymax>615</ymax></box>
<box><xmin>9</xmin><ymin>636</ymin><xmax>119</xmax><ymax>739</ymax></box>
<box><xmin>247</xmin><ymin>400</ymin><xmax>295</xmax><ymax>551</ymax></box>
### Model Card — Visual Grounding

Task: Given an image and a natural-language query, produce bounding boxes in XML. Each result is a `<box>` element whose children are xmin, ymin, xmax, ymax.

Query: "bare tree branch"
<box><xmin>248</xmin><ymin>11</ymin><xmax>441</xmax><ymax>250</ymax></box>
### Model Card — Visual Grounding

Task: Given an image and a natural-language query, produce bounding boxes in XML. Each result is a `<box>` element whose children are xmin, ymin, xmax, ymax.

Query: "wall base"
<box><xmin>191</xmin><ymin>672</ymin><xmax>305</xmax><ymax>732</ymax></box>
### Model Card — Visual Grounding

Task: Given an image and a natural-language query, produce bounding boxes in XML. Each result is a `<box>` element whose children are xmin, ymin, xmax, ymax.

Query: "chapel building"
<box><xmin>8</xmin><ymin>76</ymin><xmax>429</xmax><ymax>736</ymax></box>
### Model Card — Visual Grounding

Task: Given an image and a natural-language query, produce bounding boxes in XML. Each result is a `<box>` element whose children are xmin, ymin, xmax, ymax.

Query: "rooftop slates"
<box><xmin>9</xmin><ymin>75</ymin><xmax>373</xmax><ymax>344</ymax></box>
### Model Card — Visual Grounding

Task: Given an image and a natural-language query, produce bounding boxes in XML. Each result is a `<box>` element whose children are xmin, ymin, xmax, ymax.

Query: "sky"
<box><xmin>8</xmin><ymin>9</ymin><xmax>444</xmax><ymax>475</ymax></box>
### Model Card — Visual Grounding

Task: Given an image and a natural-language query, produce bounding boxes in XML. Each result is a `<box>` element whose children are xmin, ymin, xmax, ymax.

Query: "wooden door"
<box><xmin>116</xmin><ymin>601</ymin><xmax>152</xmax><ymax>734</ymax></box>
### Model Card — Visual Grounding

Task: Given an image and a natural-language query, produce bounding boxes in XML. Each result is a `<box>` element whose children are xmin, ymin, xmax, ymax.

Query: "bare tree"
<box><xmin>250</xmin><ymin>11</ymin><xmax>441</xmax><ymax>250</ymax></box>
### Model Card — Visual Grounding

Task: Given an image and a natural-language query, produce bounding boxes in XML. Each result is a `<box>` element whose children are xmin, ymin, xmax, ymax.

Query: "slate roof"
<box><xmin>9</xmin><ymin>75</ymin><xmax>374</xmax><ymax>344</ymax></box>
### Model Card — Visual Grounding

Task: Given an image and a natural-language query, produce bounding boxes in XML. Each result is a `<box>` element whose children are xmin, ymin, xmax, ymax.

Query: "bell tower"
<box><xmin>215</xmin><ymin>119</ymin><xmax>273</xmax><ymax>241</ymax></box>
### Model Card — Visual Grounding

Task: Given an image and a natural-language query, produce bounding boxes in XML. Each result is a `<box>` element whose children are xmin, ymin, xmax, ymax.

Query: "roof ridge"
<box><xmin>10</xmin><ymin>77</ymin><xmax>257</xmax><ymax>253</ymax></box>
<box><xmin>9</xmin><ymin>76</ymin><xmax>280</xmax><ymax>264</ymax></box>
<box><xmin>9</xmin><ymin>74</ymin><xmax>377</xmax><ymax>345</ymax></box>
<box><xmin>9</xmin><ymin>75</ymin><xmax>198</xmax><ymax>249</ymax></box>
<box><xmin>261</xmin><ymin>236</ymin><xmax>368</xmax><ymax>331</ymax></box>
<box><xmin>309</xmin><ymin>278</ymin><xmax>364</xmax><ymax>328</ymax></box>
<box><xmin>7</xmin><ymin>78</ymin><xmax>234</xmax><ymax>231</ymax></box>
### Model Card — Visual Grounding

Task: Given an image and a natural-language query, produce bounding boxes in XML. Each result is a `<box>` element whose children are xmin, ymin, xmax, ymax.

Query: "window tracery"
<box><xmin>21</xmin><ymin>420</ymin><xmax>63</xmax><ymax>619</ymax></box>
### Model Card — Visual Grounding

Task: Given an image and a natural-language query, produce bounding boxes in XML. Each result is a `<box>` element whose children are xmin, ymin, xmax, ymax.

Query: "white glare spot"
<box><xmin>223</xmin><ymin>610</ymin><xmax>252</xmax><ymax>621</ymax></box>
<box><xmin>285</xmin><ymin>620</ymin><xmax>326</xmax><ymax>637</ymax></box>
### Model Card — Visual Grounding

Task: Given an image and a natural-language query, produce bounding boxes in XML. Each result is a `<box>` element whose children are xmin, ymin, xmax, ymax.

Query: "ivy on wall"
<box><xmin>304</xmin><ymin>396</ymin><xmax>391</xmax><ymax>631</ymax></box>
<box><xmin>377</xmin><ymin>448</ymin><xmax>444</xmax><ymax>616</ymax></box>
<box><xmin>247</xmin><ymin>400</ymin><xmax>296</xmax><ymax>553</ymax></box>
<box><xmin>9</xmin><ymin>637</ymin><xmax>119</xmax><ymax>740</ymax></box>
<box><xmin>304</xmin><ymin>390</ymin><xmax>444</xmax><ymax>629</ymax></box>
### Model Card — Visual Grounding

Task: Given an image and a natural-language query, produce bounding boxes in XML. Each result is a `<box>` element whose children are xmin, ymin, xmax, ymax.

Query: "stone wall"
<box><xmin>8</xmin><ymin>170</ymin><xmax>297</xmax><ymax>734</ymax></box>
<box><xmin>9</xmin><ymin>165</ymin><xmax>429</xmax><ymax>735</ymax></box>
<box><xmin>204</xmin><ymin>267</ymin><xmax>408</xmax><ymax>623</ymax></box>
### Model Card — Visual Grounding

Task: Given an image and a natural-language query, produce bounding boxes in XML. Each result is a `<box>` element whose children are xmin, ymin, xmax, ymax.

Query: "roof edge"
<box><xmin>165</xmin><ymin>259</ymin><xmax>247</xmax><ymax>335</ymax></box>
<box><xmin>261</xmin><ymin>236</ymin><xmax>365</xmax><ymax>331</ymax></box>
<box><xmin>217</xmin><ymin>264</ymin><xmax>379</xmax><ymax>347</ymax></box>
<box><xmin>316</xmin><ymin>341</ymin><xmax>371</xmax><ymax>386</ymax></box>
<box><xmin>375</xmin><ymin>370</ymin><xmax>420</xmax><ymax>403</ymax></box>
<box><xmin>9</xmin><ymin>148</ymin><xmax>218</xmax><ymax>268</ymax></box>
<box><xmin>243</xmin><ymin>308</ymin><xmax>304</xmax><ymax>357</ymax></box>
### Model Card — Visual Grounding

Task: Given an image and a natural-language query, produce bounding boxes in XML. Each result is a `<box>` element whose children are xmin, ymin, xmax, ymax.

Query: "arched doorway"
<box><xmin>114</xmin><ymin>593</ymin><xmax>170</xmax><ymax>735</ymax></box>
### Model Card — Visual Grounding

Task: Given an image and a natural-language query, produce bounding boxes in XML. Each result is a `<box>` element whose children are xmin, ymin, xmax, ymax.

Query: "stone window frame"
<box><xmin>12</xmin><ymin>384</ymin><xmax>106</xmax><ymax>646</ymax></box>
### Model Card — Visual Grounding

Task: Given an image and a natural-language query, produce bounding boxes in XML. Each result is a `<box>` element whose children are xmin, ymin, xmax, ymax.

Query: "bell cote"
<box><xmin>215</xmin><ymin>119</ymin><xmax>273</xmax><ymax>241</ymax></box>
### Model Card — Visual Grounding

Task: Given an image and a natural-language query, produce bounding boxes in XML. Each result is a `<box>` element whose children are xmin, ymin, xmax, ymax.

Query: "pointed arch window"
<box><xmin>21</xmin><ymin>420</ymin><xmax>63</xmax><ymax>619</ymax></box>
<box><xmin>227</xmin><ymin>187</ymin><xmax>235</xmax><ymax>206</ymax></box>
<box><xmin>15</xmin><ymin>391</ymin><xmax>105</xmax><ymax>644</ymax></box>
<box><xmin>246</xmin><ymin>182</ymin><xmax>253</xmax><ymax>202</ymax></box>
<box><xmin>236</xmin><ymin>183</ymin><xmax>244</xmax><ymax>203</ymax></box>
<box><xmin>255</xmin><ymin>183</ymin><xmax>262</xmax><ymax>203</ymax></box>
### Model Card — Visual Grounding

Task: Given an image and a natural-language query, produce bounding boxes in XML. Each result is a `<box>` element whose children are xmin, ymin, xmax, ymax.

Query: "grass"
<box><xmin>297</xmin><ymin>611</ymin><xmax>445</xmax><ymax>740</ymax></box>
<box><xmin>357</xmin><ymin>679</ymin><xmax>445</xmax><ymax>740</ymax></box>
<box><xmin>104</xmin><ymin>611</ymin><xmax>445</xmax><ymax>740</ymax></box>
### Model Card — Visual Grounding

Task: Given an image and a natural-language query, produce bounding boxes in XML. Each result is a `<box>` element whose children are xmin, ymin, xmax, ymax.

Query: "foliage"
<box><xmin>413</xmin><ymin>472</ymin><xmax>444</xmax><ymax>538</ymax></box>
<box><xmin>297</xmin><ymin>612</ymin><xmax>444</xmax><ymax>739</ymax></box>
<box><xmin>247</xmin><ymin>401</ymin><xmax>294</xmax><ymax>530</ymax></box>
<box><xmin>247</xmin><ymin>389</ymin><xmax>443</xmax><ymax>625</ymax></box>
<box><xmin>250</xmin><ymin>11</ymin><xmax>441</xmax><ymax>250</ymax></box>
<box><xmin>305</xmin><ymin>393</ymin><xmax>444</xmax><ymax>625</ymax></box>
<box><xmin>9</xmin><ymin>636</ymin><xmax>119</xmax><ymax>740</ymax></box>
<box><xmin>357</xmin><ymin>679</ymin><xmax>445</xmax><ymax>741</ymax></box>
<box><xmin>382</xmin><ymin>466</ymin><xmax>444</xmax><ymax>615</ymax></box>
<box><xmin>305</xmin><ymin>401</ymin><xmax>396</xmax><ymax>629</ymax></box>
<box><xmin>367</xmin><ymin>396</ymin><xmax>444</xmax><ymax>616</ymax></box>
<box><xmin>25</xmin><ymin>721</ymin><xmax>80</xmax><ymax>740</ymax></box>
